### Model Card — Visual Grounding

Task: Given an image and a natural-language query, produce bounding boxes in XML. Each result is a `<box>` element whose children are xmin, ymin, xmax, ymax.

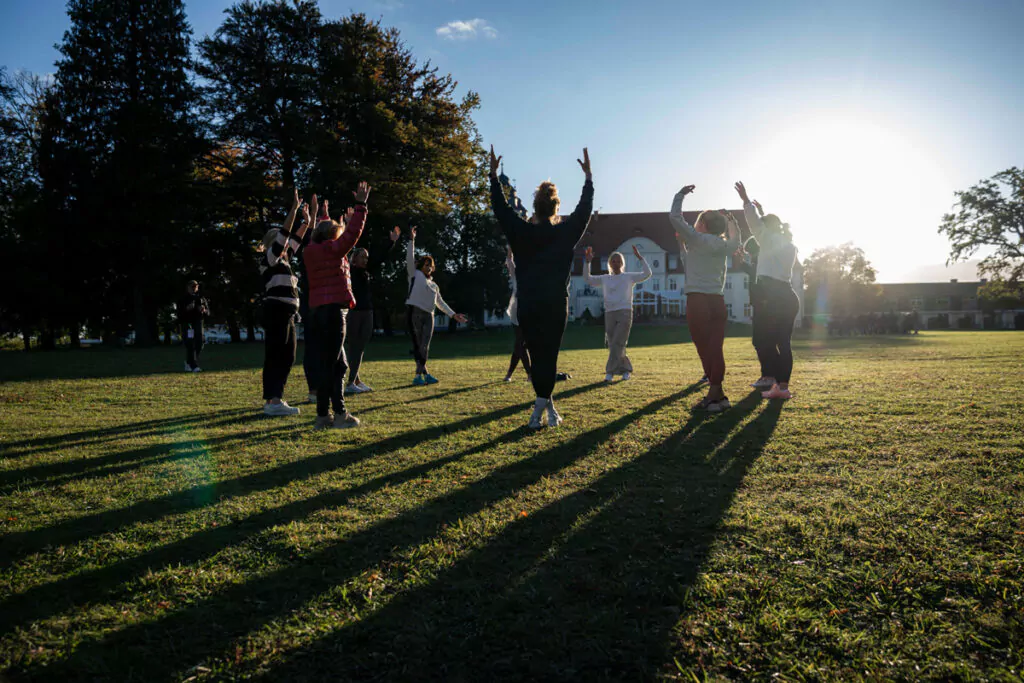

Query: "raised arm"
<box><xmin>331</xmin><ymin>181</ymin><xmax>371</xmax><ymax>254</ymax></box>
<box><xmin>505</xmin><ymin>246</ymin><xmax>516</xmax><ymax>279</ymax></box>
<box><xmin>370</xmin><ymin>226</ymin><xmax>401</xmax><ymax>269</ymax></box>
<box><xmin>432</xmin><ymin>285</ymin><xmax>458</xmax><ymax>318</ymax></box>
<box><xmin>406</xmin><ymin>226</ymin><xmax>417</xmax><ymax>280</ymax></box>
<box><xmin>735</xmin><ymin>181</ymin><xmax>766</xmax><ymax>242</ymax></box>
<box><xmin>669</xmin><ymin>185</ymin><xmax>699</xmax><ymax>245</ymax></box>
<box><xmin>488</xmin><ymin>145</ymin><xmax>527</xmax><ymax>238</ymax></box>
<box><xmin>632</xmin><ymin>245</ymin><xmax>652</xmax><ymax>283</ymax></box>
<box><xmin>583</xmin><ymin>246</ymin><xmax>601</xmax><ymax>286</ymax></box>
<box><xmin>566</xmin><ymin>147</ymin><xmax>595</xmax><ymax>241</ymax></box>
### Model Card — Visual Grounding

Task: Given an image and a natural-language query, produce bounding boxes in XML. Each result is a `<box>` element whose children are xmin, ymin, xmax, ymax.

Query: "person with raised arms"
<box><xmin>583</xmin><ymin>244</ymin><xmax>651</xmax><ymax>382</ymax></box>
<box><xmin>259</xmin><ymin>189</ymin><xmax>311</xmax><ymax>416</ymax></box>
<box><xmin>669</xmin><ymin>185</ymin><xmax>741</xmax><ymax>412</ymax></box>
<box><xmin>503</xmin><ymin>246</ymin><xmax>532</xmax><ymax>383</ymax></box>
<box><xmin>344</xmin><ymin>226</ymin><xmax>400</xmax><ymax>394</ymax></box>
<box><xmin>735</xmin><ymin>181</ymin><xmax>800</xmax><ymax>400</ymax></box>
<box><xmin>489</xmin><ymin>145</ymin><xmax>594</xmax><ymax>429</ymax></box>
<box><xmin>404</xmin><ymin>226</ymin><xmax>469</xmax><ymax>386</ymax></box>
<box><xmin>302</xmin><ymin>182</ymin><xmax>372</xmax><ymax>430</ymax></box>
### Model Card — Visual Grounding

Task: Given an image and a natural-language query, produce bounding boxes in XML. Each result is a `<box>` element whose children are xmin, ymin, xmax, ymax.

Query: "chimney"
<box><xmin>980</xmin><ymin>278</ymin><xmax>988</xmax><ymax>284</ymax></box>
<box><xmin>950</xmin><ymin>278</ymin><xmax>958</xmax><ymax>283</ymax></box>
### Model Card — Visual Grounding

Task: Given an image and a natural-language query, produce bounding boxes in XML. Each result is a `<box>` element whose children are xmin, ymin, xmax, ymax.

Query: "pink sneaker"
<box><xmin>761</xmin><ymin>385</ymin><xmax>792</xmax><ymax>400</ymax></box>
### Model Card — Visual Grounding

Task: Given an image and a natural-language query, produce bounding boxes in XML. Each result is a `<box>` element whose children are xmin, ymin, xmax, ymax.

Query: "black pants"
<box><xmin>346</xmin><ymin>309</ymin><xmax>374</xmax><ymax>383</ymax></box>
<box><xmin>506</xmin><ymin>324</ymin><xmax>531</xmax><ymax>377</ymax></box>
<box><xmin>182</xmin><ymin>321</ymin><xmax>203</xmax><ymax>369</ymax></box>
<box><xmin>518</xmin><ymin>298</ymin><xmax>568</xmax><ymax>400</ymax></box>
<box><xmin>303</xmin><ymin>315</ymin><xmax>321</xmax><ymax>393</ymax></box>
<box><xmin>749</xmin><ymin>281</ymin><xmax>767</xmax><ymax>377</ymax></box>
<box><xmin>262</xmin><ymin>300</ymin><xmax>297</xmax><ymax>401</ymax></box>
<box><xmin>752</xmin><ymin>277</ymin><xmax>799</xmax><ymax>384</ymax></box>
<box><xmin>312</xmin><ymin>303</ymin><xmax>348</xmax><ymax>417</ymax></box>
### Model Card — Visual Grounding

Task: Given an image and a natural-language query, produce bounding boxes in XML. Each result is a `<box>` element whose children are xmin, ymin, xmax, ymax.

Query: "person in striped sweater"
<box><xmin>259</xmin><ymin>190</ymin><xmax>312</xmax><ymax>416</ymax></box>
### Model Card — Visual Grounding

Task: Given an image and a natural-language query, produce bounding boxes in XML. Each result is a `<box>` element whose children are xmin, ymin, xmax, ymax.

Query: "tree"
<box><xmin>802</xmin><ymin>243</ymin><xmax>881</xmax><ymax>317</ymax></box>
<box><xmin>940</xmin><ymin>167</ymin><xmax>1024</xmax><ymax>287</ymax></box>
<box><xmin>53</xmin><ymin>0</ymin><xmax>207</xmax><ymax>345</ymax></box>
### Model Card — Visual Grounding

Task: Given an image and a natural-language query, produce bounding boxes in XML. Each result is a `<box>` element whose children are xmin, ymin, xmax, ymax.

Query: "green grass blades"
<box><xmin>1</xmin><ymin>327</ymin><xmax>1022</xmax><ymax>681</ymax></box>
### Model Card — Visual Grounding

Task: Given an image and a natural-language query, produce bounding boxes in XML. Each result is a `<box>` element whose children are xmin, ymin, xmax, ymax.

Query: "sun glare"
<box><xmin>744</xmin><ymin>115</ymin><xmax>952</xmax><ymax>280</ymax></box>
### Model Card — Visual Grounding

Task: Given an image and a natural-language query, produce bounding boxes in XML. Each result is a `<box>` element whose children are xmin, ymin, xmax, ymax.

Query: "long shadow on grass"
<box><xmin>245</xmin><ymin>393</ymin><xmax>782</xmax><ymax>681</ymax></box>
<box><xmin>5</xmin><ymin>386</ymin><xmax>699</xmax><ymax>682</ymax></box>
<box><xmin>0</xmin><ymin>383</ymin><xmax>605</xmax><ymax>570</ymax></box>
<box><xmin>0</xmin><ymin>408</ymin><xmax>253</xmax><ymax>458</ymax></box>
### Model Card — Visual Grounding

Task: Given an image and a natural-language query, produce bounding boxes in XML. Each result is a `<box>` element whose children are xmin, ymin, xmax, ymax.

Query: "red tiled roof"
<box><xmin>569</xmin><ymin>210</ymin><xmax>752</xmax><ymax>276</ymax></box>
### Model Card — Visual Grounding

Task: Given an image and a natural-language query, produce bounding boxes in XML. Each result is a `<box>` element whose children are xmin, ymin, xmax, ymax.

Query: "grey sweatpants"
<box><xmin>604</xmin><ymin>308</ymin><xmax>634</xmax><ymax>375</ymax></box>
<box><xmin>345</xmin><ymin>309</ymin><xmax>374</xmax><ymax>383</ymax></box>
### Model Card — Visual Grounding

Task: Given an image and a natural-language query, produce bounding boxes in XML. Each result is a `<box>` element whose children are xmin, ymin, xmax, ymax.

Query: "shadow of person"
<box><xmin>244</xmin><ymin>393</ymin><xmax>783</xmax><ymax>681</ymax></box>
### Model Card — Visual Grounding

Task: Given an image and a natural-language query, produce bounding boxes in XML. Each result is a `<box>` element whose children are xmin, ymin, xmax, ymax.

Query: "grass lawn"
<box><xmin>1</xmin><ymin>326</ymin><xmax>1022</xmax><ymax>681</ymax></box>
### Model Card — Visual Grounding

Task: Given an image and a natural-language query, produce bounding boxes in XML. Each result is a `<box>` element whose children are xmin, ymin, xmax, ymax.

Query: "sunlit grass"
<box><xmin>1</xmin><ymin>328</ymin><xmax>1022</xmax><ymax>681</ymax></box>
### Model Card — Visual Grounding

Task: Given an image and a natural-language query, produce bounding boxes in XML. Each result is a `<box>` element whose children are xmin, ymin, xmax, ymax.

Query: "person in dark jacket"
<box><xmin>489</xmin><ymin>145</ymin><xmax>594</xmax><ymax>429</ymax></box>
<box><xmin>345</xmin><ymin>226</ymin><xmax>400</xmax><ymax>394</ymax></box>
<box><xmin>178</xmin><ymin>280</ymin><xmax>209</xmax><ymax>372</ymax></box>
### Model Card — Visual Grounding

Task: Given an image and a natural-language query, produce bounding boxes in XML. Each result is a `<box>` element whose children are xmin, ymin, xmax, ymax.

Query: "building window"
<box><xmin>725</xmin><ymin>279</ymin><xmax>732</xmax><ymax>290</ymax></box>
<box><xmin>636</xmin><ymin>282</ymin><xmax>643</xmax><ymax>291</ymax></box>
<box><xmin>653</xmin><ymin>280</ymin><xmax>660</xmax><ymax>291</ymax></box>
<box><xmin>911</xmin><ymin>298</ymin><xmax>923</xmax><ymax>310</ymax></box>
<box><xmin>669</xmin><ymin>279</ymin><xmax>677</xmax><ymax>291</ymax></box>
<box><xmin>727</xmin><ymin>303</ymin><xmax>734</xmax><ymax>318</ymax></box>
<box><xmin>669</xmin><ymin>255</ymin><xmax>678</xmax><ymax>269</ymax></box>
<box><xmin>600</xmin><ymin>257</ymin><xmax>608</xmax><ymax>271</ymax></box>
<box><xmin>935</xmin><ymin>297</ymin><xmax>950</xmax><ymax>309</ymax></box>
<box><xmin>653</xmin><ymin>259</ymin><xmax>660</xmax><ymax>269</ymax></box>
<box><xmin>743</xmin><ymin>276</ymin><xmax>749</xmax><ymax>290</ymax></box>
<box><xmin>744</xmin><ymin>303</ymin><xmax>752</xmax><ymax>317</ymax></box>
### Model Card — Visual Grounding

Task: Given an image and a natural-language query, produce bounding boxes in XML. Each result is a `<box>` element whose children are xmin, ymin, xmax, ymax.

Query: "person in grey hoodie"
<box><xmin>670</xmin><ymin>185</ymin><xmax>741</xmax><ymax>412</ymax></box>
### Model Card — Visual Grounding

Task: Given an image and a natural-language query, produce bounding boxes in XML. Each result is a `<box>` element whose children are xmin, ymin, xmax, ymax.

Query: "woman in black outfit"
<box><xmin>489</xmin><ymin>145</ymin><xmax>594</xmax><ymax>429</ymax></box>
<box><xmin>344</xmin><ymin>226</ymin><xmax>400</xmax><ymax>393</ymax></box>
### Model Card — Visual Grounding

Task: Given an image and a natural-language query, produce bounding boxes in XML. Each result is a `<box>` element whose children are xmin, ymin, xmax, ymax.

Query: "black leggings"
<box><xmin>752</xmin><ymin>277</ymin><xmax>799</xmax><ymax>384</ymax></box>
<box><xmin>506</xmin><ymin>324</ymin><xmax>531</xmax><ymax>377</ymax></box>
<box><xmin>262</xmin><ymin>300</ymin><xmax>297</xmax><ymax>400</ymax></box>
<box><xmin>311</xmin><ymin>304</ymin><xmax>348</xmax><ymax>417</ymax></box>
<box><xmin>518</xmin><ymin>298</ymin><xmax>567</xmax><ymax>400</ymax></box>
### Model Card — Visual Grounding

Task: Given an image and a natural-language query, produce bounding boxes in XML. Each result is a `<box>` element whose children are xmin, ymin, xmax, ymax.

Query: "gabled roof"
<box><xmin>569</xmin><ymin>210</ymin><xmax>753</xmax><ymax>276</ymax></box>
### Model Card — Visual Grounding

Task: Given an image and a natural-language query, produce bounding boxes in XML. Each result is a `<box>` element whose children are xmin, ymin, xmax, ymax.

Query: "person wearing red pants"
<box><xmin>670</xmin><ymin>185</ymin><xmax>741</xmax><ymax>412</ymax></box>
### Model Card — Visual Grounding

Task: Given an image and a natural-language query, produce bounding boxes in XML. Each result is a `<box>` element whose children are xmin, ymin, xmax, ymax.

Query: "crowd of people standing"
<box><xmin>176</xmin><ymin>146</ymin><xmax>803</xmax><ymax>430</ymax></box>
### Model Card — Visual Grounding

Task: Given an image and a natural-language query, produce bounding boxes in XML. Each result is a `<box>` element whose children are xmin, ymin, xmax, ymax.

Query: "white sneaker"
<box><xmin>504</xmin><ymin>375</ymin><xmax>513</xmax><ymax>383</ymax></box>
<box><xmin>192</xmin><ymin>366</ymin><xmax>202</xmax><ymax>373</ymax></box>
<box><xmin>622</xmin><ymin>372</ymin><xmax>631</xmax><ymax>381</ymax></box>
<box><xmin>184</xmin><ymin>363</ymin><xmax>193</xmax><ymax>373</ymax></box>
<box><xmin>751</xmin><ymin>377</ymin><xmax>774</xmax><ymax>390</ymax></box>
<box><xmin>604</xmin><ymin>373</ymin><xmax>614</xmax><ymax>382</ymax></box>
<box><xmin>344</xmin><ymin>383</ymin><xmax>360</xmax><ymax>395</ymax></box>
<box><xmin>263</xmin><ymin>401</ymin><xmax>300</xmax><ymax>416</ymax></box>
<box><xmin>356</xmin><ymin>381</ymin><xmax>373</xmax><ymax>392</ymax></box>
<box><xmin>333</xmin><ymin>412</ymin><xmax>361</xmax><ymax>429</ymax></box>
<box><xmin>545</xmin><ymin>400</ymin><xmax>563</xmax><ymax>428</ymax></box>
<box><xmin>528</xmin><ymin>399</ymin><xmax>546</xmax><ymax>429</ymax></box>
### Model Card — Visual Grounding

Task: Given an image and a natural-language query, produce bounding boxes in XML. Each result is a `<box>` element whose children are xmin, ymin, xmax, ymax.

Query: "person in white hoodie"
<box><xmin>735</xmin><ymin>182</ymin><xmax>799</xmax><ymax>400</ymax></box>
<box><xmin>583</xmin><ymin>244</ymin><xmax>651</xmax><ymax>382</ymax></box>
<box><xmin>404</xmin><ymin>226</ymin><xmax>468</xmax><ymax>386</ymax></box>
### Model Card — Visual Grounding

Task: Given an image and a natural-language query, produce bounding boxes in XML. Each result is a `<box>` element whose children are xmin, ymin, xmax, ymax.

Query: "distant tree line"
<box><xmin>0</xmin><ymin>0</ymin><xmax>508</xmax><ymax>350</ymax></box>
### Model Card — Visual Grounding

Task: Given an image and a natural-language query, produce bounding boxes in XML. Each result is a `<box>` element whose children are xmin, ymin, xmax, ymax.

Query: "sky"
<box><xmin>2</xmin><ymin>0</ymin><xmax>1022</xmax><ymax>282</ymax></box>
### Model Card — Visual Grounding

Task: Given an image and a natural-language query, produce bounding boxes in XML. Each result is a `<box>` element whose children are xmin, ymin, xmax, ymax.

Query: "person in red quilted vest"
<box><xmin>302</xmin><ymin>181</ymin><xmax>371</xmax><ymax>431</ymax></box>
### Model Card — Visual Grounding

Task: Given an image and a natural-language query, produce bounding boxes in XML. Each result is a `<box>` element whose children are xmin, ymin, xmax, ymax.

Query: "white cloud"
<box><xmin>436</xmin><ymin>19</ymin><xmax>498</xmax><ymax>41</ymax></box>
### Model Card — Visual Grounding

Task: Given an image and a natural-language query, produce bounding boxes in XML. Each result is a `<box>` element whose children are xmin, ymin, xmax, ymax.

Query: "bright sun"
<box><xmin>744</xmin><ymin>114</ymin><xmax>953</xmax><ymax>280</ymax></box>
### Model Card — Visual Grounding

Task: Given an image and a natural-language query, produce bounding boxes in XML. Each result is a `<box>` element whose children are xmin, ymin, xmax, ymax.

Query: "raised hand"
<box><xmin>410</xmin><ymin>225</ymin><xmax>418</xmax><ymax>239</ymax></box>
<box><xmin>632</xmin><ymin>244</ymin><xmax>642</xmax><ymax>259</ymax></box>
<box><xmin>321</xmin><ymin>199</ymin><xmax>330</xmax><ymax>220</ymax></box>
<box><xmin>291</xmin><ymin>187</ymin><xmax>300</xmax><ymax>209</ymax></box>
<box><xmin>584</xmin><ymin>246</ymin><xmax>594</xmax><ymax>261</ymax></box>
<box><xmin>489</xmin><ymin>145</ymin><xmax>502</xmax><ymax>176</ymax></box>
<box><xmin>300</xmin><ymin>202</ymin><xmax>311</xmax><ymax>225</ymax></box>
<box><xmin>734</xmin><ymin>181</ymin><xmax>750</xmax><ymax>203</ymax></box>
<box><xmin>577</xmin><ymin>147</ymin><xmax>591</xmax><ymax>177</ymax></box>
<box><xmin>752</xmin><ymin>199</ymin><xmax>764</xmax><ymax>217</ymax></box>
<box><xmin>353</xmin><ymin>181</ymin><xmax>371</xmax><ymax>203</ymax></box>
<box><xmin>309</xmin><ymin>194</ymin><xmax>319</xmax><ymax>222</ymax></box>
<box><xmin>679</xmin><ymin>185</ymin><xmax>696</xmax><ymax>196</ymax></box>
<box><xmin>342</xmin><ymin>206</ymin><xmax>354</xmax><ymax>225</ymax></box>
<box><xmin>389</xmin><ymin>226</ymin><xmax>401</xmax><ymax>242</ymax></box>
